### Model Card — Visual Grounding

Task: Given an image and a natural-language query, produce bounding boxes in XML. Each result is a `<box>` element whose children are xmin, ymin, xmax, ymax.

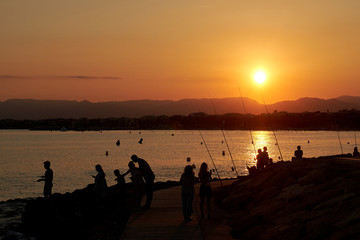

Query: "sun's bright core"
<box><xmin>254</xmin><ymin>71</ymin><xmax>266</xmax><ymax>84</ymax></box>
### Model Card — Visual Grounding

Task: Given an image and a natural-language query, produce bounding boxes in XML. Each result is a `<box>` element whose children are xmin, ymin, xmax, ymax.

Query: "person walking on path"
<box><xmin>198</xmin><ymin>162</ymin><xmax>212</xmax><ymax>219</ymax></box>
<box><xmin>180</xmin><ymin>165</ymin><xmax>197</xmax><ymax>221</ymax></box>
<box><xmin>131</xmin><ymin>155</ymin><xmax>155</xmax><ymax>209</ymax></box>
<box><xmin>37</xmin><ymin>161</ymin><xmax>53</xmax><ymax>198</ymax></box>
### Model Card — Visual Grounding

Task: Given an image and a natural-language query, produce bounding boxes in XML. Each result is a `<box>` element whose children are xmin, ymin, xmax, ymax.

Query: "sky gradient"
<box><xmin>1</xmin><ymin>0</ymin><xmax>360</xmax><ymax>103</ymax></box>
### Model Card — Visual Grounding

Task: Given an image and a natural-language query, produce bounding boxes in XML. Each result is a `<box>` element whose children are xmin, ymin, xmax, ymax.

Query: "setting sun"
<box><xmin>254</xmin><ymin>71</ymin><xmax>266</xmax><ymax>85</ymax></box>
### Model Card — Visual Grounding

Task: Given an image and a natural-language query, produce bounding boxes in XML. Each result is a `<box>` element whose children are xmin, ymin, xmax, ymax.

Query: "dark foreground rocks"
<box><xmin>21</xmin><ymin>181</ymin><xmax>180</xmax><ymax>240</ymax></box>
<box><xmin>214</xmin><ymin>154</ymin><xmax>360</xmax><ymax>240</ymax></box>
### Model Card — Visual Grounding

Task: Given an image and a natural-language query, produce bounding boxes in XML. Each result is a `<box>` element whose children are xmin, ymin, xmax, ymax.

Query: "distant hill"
<box><xmin>0</xmin><ymin>96</ymin><xmax>360</xmax><ymax>120</ymax></box>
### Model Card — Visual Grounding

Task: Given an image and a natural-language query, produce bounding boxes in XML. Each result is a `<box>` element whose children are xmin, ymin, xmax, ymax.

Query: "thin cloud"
<box><xmin>60</xmin><ymin>76</ymin><xmax>121</xmax><ymax>80</ymax></box>
<box><xmin>0</xmin><ymin>75</ymin><xmax>121</xmax><ymax>80</ymax></box>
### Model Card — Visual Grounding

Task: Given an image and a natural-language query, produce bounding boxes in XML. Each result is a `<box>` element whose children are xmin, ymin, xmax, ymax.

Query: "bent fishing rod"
<box><xmin>209</xmin><ymin>96</ymin><xmax>239</xmax><ymax>177</ymax></box>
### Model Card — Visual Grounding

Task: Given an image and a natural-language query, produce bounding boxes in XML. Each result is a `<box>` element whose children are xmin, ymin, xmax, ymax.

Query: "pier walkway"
<box><xmin>120</xmin><ymin>180</ymin><xmax>234</xmax><ymax>240</ymax></box>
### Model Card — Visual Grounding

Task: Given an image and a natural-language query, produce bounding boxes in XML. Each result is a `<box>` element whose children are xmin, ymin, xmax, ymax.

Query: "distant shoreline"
<box><xmin>1</xmin><ymin>109</ymin><xmax>360</xmax><ymax>131</ymax></box>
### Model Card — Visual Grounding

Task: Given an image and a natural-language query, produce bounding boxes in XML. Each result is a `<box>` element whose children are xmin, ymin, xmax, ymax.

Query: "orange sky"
<box><xmin>1</xmin><ymin>1</ymin><xmax>360</xmax><ymax>104</ymax></box>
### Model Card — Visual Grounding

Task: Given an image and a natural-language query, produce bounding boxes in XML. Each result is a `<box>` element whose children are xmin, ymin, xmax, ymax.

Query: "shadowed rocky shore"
<box><xmin>2</xmin><ymin>154</ymin><xmax>360</xmax><ymax>240</ymax></box>
<box><xmin>213</xmin><ymin>154</ymin><xmax>360</xmax><ymax>239</ymax></box>
<box><xmin>0</xmin><ymin>181</ymin><xmax>180</xmax><ymax>240</ymax></box>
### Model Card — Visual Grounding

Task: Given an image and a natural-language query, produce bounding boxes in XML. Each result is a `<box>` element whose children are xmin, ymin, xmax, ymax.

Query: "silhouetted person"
<box><xmin>37</xmin><ymin>161</ymin><xmax>53</xmax><ymax>198</ymax></box>
<box><xmin>294</xmin><ymin>145</ymin><xmax>303</xmax><ymax>159</ymax></box>
<box><xmin>180</xmin><ymin>165</ymin><xmax>197</xmax><ymax>221</ymax></box>
<box><xmin>198</xmin><ymin>162</ymin><xmax>212</xmax><ymax>219</ymax></box>
<box><xmin>131</xmin><ymin>155</ymin><xmax>155</xmax><ymax>209</ymax></box>
<box><xmin>256</xmin><ymin>149</ymin><xmax>265</xmax><ymax>170</ymax></box>
<box><xmin>127</xmin><ymin>161</ymin><xmax>145</xmax><ymax>207</ymax></box>
<box><xmin>92</xmin><ymin>164</ymin><xmax>107</xmax><ymax>201</ymax></box>
<box><xmin>263</xmin><ymin>146</ymin><xmax>272</xmax><ymax>166</ymax></box>
<box><xmin>114</xmin><ymin>169</ymin><xmax>126</xmax><ymax>195</ymax></box>
<box><xmin>353</xmin><ymin>147</ymin><xmax>360</xmax><ymax>157</ymax></box>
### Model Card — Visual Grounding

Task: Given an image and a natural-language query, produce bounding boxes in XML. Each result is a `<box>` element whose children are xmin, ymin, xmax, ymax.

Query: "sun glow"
<box><xmin>254</xmin><ymin>71</ymin><xmax>266</xmax><ymax>85</ymax></box>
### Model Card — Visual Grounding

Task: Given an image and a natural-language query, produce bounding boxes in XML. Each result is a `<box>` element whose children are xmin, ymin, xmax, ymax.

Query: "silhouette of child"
<box><xmin>37</xmin><ymin>161</ymin><xmax>53</xmax><ymax>198</ymax></box>
<box><xmin>180</xmin><ymin>165</ymin><xmax>197</xmax><ymax>221</ymax></box>
<box><xmin>114</xmin><ymin>169</ymin><xmax>126</xmax><ymax>195</ymax></box>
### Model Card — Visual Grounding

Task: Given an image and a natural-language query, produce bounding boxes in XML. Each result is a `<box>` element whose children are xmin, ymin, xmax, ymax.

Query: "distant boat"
<box><xmin>139</xmin><ymin>138</ymin><xmax>143</xmax><ymax>144</ymax></box>
<box><xmin>116</xmin><ymin>140</ymin><xmax>120</xmax><ymax>146</ymax></box>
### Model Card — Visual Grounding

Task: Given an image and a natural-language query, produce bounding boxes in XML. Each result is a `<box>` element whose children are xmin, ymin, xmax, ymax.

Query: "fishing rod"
<box><xmin>209</xmin><ymin>97</ymin><xmax>239</xmax><ymax>177</ymax></box>
<box><xmin>237</xmin><ymin>84</ymin><xmax>258</xmax><ymax>160</ymax></box>
<box><xmin>329</xmin><ymin>111</ymin><xmax>344</xmax><ymax>154</ymax></box>
<box><xmin>355</xmin><ymin>131</ymin><xmax>358</xmax><ymax>148</ymax></box>
<box><xmin>198</xmin><ymin>129</ymin><xmax>222</xmax><ymax>184</ymax></box>
<box><xmin>336</xmin><ymin>131</ymin><xmax>344</xmax><ymax>154</ymax></box>
<box><xmin>184</xmin><ymin>103</ymin><xmax>222</xmax><ymax>184</ymax></box>
<box><xmin>259</xmin><ymin>92</ymin><xmax>284</xmax><ymax>161</ymax></box>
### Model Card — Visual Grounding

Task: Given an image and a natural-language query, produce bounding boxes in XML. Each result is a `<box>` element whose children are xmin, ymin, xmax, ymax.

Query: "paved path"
<box><xmin>120</xmin><ymin>180</ymin><xmax>235</xmax><ymax>240</ymax></box>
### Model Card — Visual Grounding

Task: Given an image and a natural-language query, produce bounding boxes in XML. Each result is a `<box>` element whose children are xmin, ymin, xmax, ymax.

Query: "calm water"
<box><xmin>0</xmin><ymin>130</ymin><xmax>358</xmax><ymax>201</ymax></box>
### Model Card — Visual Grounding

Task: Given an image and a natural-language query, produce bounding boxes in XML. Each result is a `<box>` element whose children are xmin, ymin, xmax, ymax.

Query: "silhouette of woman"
<box><xmin>198</xmin><ymin>162</ymin><xmax>212</xmax><ymax>219</ymax></box>
<box><xmin>92</xmin><ymin>164</ymin><xmax>107</xmax><ymax>201</ymax></box>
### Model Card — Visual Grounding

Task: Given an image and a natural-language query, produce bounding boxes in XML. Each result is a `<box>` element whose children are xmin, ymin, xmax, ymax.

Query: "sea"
<box><xmin>0</xmin><ymin>129</ymin><xmax>358</xmax><ymax>202</ymax></box>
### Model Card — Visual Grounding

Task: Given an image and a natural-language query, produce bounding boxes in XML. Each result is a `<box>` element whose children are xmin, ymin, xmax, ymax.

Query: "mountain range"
<box><xmin>1</xmin><ymin>96</ymin><xmax>360</xmax><ymax>120</ymax></box>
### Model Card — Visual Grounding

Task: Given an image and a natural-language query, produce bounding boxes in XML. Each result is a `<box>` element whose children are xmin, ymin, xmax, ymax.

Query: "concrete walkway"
<box><xmin>120</xmin><ymin>180</ymin><xmax>235</xmax><ymax>240</ymax></box>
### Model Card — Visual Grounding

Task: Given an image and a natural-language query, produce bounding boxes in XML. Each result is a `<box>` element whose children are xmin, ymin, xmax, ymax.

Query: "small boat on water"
<box><xmin>116</xmin><ymin>140</ymin><xmax>120</xmax><ymax>146</ymax></box>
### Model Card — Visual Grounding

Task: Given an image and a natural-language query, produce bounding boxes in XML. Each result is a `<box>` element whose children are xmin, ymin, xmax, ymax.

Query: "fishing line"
<box><xmin>208</xmin><ymin>96</ymin><xmax>239</xmax><ymax>177</ymax></box>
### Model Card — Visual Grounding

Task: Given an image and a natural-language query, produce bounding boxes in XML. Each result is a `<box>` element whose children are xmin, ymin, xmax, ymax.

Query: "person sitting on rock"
<box><xmin>262</xmin><ymin>146</ymin><xmax>273</xmax><ymax>166</ymax></box>
<box><xmin>294</xmin><ymin>145</ymin><xmax>303</xmax><ymax>159</ymax></box>
<box><xmin>256</xmin><ymin>149</ymin><xmax>265</xmax><ymax>170</ymax></box>
<box><xmin>353</xmin><ymin>147</ymin><xmax>360</xmax><ymax>157</ymax></box>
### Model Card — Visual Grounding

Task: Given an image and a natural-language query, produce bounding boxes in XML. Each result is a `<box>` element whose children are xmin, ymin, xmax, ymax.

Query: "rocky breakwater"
<box><xmin>19</xmin><ymin>181</ymin><xmax>180</xmax><ymax>240</ymax></box>
<box><xmin>214</xmin><ymin>154</ymin><xmax>360</xmax><ymax>239</ymax></box>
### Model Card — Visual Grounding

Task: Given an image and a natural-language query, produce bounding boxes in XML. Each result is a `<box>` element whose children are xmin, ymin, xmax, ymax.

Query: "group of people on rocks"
<box><xmin>37</xmin><ymin>155</ymin><xmax>155</xmax><ymax>210</ymax></box>
<box><xmin>91</xmin><ymin>154</ymin><xmax>155</xmax><ymax>209</ymax></box>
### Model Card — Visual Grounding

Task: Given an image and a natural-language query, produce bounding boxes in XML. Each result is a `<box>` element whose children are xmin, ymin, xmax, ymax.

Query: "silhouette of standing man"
<box><xmin>131</xmin><ymin>155</ymin><xmax>155</xmax><ymax>209</ymax></box>
<box><xmin>37</xmin><ymin>161</ymin><xmax>53</xmax><ymax>198</ymax></box>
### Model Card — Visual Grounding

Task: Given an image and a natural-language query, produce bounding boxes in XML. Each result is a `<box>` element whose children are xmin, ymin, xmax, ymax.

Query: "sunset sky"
<box><xmin>1</xmin><ymin>0</ymin><xmax>360</xmax><ymax>104</ymax></box>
